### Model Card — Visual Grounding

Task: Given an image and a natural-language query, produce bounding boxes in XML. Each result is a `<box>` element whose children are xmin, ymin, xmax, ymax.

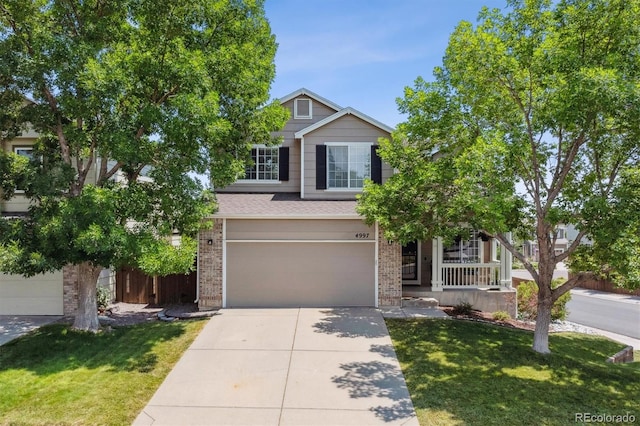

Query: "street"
<box><xmin>566</xmin><ymin>288</ymin><xmax>640</xmax><ymax>339</ymax></box>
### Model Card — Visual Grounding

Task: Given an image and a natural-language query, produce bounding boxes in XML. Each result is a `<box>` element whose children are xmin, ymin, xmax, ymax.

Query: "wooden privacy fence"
<box><xmin>569</xmin><ymin>274</ymin><xmax>640</xmax><ymax>296</ymax></box>
<box><xmin>116</xmin><ymin>266</ymin><xmax>197</xmax><ymax>305</ymax></box>
<box><xmin>513</xmin><ymin>275</ymin><xmax>640</xmax><ymax>296</ymax></box>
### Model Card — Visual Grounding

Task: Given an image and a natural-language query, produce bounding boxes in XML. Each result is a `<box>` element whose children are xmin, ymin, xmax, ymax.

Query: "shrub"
<box><xmin>452</xmin><ymin>301</ymin><xmax>474</xmax><ymax>316</ymax></box>
<box><xmin>517</xmin><ymin>278</ymin><xmax>570</xmax><ymax>321</ymax></box>
<box><xmin>96</xmin><ymin>286</ymin><xmax>111</xmax><ymax>312</ymax></box>
<box><xmin>492</xmin><ymin>311</ymin><xmax>511</xmax><ymax>321</ymax></box>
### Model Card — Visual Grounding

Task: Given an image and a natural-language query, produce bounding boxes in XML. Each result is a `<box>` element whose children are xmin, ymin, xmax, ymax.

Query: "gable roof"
<box><xmin>294</xmin><ymin>106</ymin><xmax>394</xmax><ymax>139</ymax></box>
<box><xmin>278</xmin><ymin>88</ymin><xmax>342</xmax><ymax>112</ymax></box>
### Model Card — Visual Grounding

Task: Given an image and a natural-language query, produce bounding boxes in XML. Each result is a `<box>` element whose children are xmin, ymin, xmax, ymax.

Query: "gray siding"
<box><xmin>219</xmin><ymin>96</ymin><xmax>340</xmax><ymax>194</ymax></box>
<box><xmin>302</xmin><ymin>115</ymin><xmax>393</xmax><ymax>200</ymax></box>
<box><xmin>1</xmin><ymin>135</ymin><xmax>99</xmax><ymax>213</ymax></box>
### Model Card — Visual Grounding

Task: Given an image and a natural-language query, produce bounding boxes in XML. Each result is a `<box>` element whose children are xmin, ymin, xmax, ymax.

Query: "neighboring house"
<box><xmin>522</xmin><ymin>224</ymin><xmax>591</xmax><ymax>262</ymax></box>
<box><xmin>197</xmin><ymin>89</ymin><xmax>516</xmax><ymax>314</ymax></box>
<box><xmin>0</xmin><ymin>128</ymin><xmax>66</xmax><ymax>315</ymax></box>
<box><xmin>0</xmin><ymin>128</ymin><xmax>114</xmax><ymax>316</ymax></box>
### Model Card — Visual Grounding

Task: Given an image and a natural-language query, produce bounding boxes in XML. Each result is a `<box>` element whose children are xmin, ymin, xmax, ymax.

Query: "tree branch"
<box><xmin>545</xmin><ymin>130</ymin><xmax>587</xmax><ymax>212</ymax></box>
<box><xmin>102</xmin><ymin>160</ymin><xmax>123</xmax><ymax>182</ymax></box>
<box><xmin>493</xmin><ymin>232</ymin><xmax>539</xmax><ymax>282</ymax></box>
<box><xmin>555</xmin><ymin>228</ymin><xmax>587</xmax><ymax>263</ymax></box>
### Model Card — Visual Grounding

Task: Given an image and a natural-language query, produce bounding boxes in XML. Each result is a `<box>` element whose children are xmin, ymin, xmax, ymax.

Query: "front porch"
<box><xmin>400</xmin><ymin>233</ymin><xmax>517</xmax><ymax>317</ymax></box>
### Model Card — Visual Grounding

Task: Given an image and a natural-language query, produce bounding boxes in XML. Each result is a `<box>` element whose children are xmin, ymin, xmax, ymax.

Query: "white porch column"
<box><xmin>431</xmin><ymin>237</ymin><xmax>443</xmax><ymax>291</ymax></box>
<box><xmin>500</xmin><ymin>232</ymin><xmax>513</xmax><ymax>288</ymax></box>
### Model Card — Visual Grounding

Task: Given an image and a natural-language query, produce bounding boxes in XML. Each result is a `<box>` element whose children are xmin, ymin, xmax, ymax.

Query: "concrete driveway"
<box><xmin>0</xmin><ymin>315</ymin><xmax>61</xmax><ymax>346</ymax></box>
<box><xmin>134</xmin><ymin>308</ymin><xmax>418</xmax><ymax>425</ymax></box>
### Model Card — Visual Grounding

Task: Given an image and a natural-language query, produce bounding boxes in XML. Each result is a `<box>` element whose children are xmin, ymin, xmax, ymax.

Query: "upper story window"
<box><xmin>326</xmin><ymin>143</ymin><xmax>371</xmax><ymax>189</ymax></box>
<box><xmin>12</xmin><ymin>146</ymin><xmax>34</xmax><ymax>192</ymax></box>
<box><xmin>294</xmin><ymin>98</ymin><xmax>312</xmax><ymax>119</ymax></box>
<box><xmin>14</xmin><ymin>146</ymin><xmax>34</xmax><ymax>159</ymax></box>
<box><xmin>243</xmin><ymin>146</ymin><xmax>279</xmax><ymax>181</ymax></box>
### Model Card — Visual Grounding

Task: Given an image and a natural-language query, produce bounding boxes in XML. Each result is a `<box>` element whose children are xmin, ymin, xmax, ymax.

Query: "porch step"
<box><xmin>402</xmin><ymin>297</ymin><xmax>439</xmax><ymax>308</ymax></box>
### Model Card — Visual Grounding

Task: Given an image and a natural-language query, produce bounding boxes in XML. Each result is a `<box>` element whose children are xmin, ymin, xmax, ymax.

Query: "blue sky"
<box><xmin>265</xmin><ymin>1</ymin><xmax>510</xmax><ymax>128</ymax></box>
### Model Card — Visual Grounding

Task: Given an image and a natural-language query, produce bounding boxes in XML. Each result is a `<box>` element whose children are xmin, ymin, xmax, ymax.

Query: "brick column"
<box><xmin>198</xmin><ymin>218</ymin><xmax>223</xmax><ymax>310</ymax></box>
<box><xmin>377</xmin><ymin>227</ymin><xmax>402</xmax><ymax>306</ymax></box>
<box><xmin>62</xmin><ymin>264</ymin><xmax>78</xmax><ymax>316</ymax></box>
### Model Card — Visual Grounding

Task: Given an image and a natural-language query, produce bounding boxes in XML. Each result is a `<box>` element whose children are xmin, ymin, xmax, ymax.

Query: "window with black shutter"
<box><xmin>316</xmin><ymin>144</ymin><xmax>327</xmax><ymax>189</ymax></box>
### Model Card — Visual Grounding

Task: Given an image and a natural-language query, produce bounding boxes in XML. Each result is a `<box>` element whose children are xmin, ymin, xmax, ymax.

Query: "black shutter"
<box><xmin>371</xmin><ymin>144</ymin><xmax>382</xmax><ymax>184</ymax></box>
<box><xmin>316</xmin><ymin>144</ymin><xmax>327</xmax><ymax>190</ymax></box>
<box><xmin>278</xmin><ymin>147</ymin><xmax>289</xmax><ymax>181</ymax></box>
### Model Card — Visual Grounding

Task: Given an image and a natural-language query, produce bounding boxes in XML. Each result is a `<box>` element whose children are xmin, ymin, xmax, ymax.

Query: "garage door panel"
<box><xmin>226</xmin><ymin>242</ymin><xmax>374</xmax><ymax>308</ymax></box>
<box><xmin>0</xmin><ymin>272</ymin><xmax>64</xmax><ymax>315</ymax></box>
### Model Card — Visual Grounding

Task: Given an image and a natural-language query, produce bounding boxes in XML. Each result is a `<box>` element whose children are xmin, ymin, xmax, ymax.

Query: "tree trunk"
<box><xmin>532</xmin><ymin>293</ymin><xmax>553</xmax><ymax>354</ymax></box>
<box><xmin>72</xmin><ymin>261</ymin><xmax>102</xmax><ymax>332</ymax></box>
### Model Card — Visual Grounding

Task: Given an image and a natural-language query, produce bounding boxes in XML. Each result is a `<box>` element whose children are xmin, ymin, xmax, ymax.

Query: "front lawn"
<box><xmin>0</xmin><ymin>319</ymin><xmax>206</xmax><ymax>425</ymax></box>
<box><xmin>387</xmin><ymin>319</ymin><xmax>640</xmax><ymax>426</ymax></box>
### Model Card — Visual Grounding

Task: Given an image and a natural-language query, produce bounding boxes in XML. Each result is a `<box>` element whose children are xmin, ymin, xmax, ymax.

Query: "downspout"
<box><xmin>300</xmin><ymin>136</ymin><xmax>305</xmax><ymax>199</ymax></box>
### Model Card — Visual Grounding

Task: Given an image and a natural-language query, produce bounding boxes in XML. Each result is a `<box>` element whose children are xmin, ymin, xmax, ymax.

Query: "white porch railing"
<box><xmin>441</xmin><ymin>262</ymin><xmax>501</xmax><ymax>288</ymax></box>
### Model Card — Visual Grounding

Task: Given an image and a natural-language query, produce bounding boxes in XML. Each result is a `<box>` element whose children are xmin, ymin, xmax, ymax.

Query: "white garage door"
<box><xmin>225</xmin><ymin>219</ymin><xmax>376</xmax><ymax>308</ymax></box>
<box><xmin>0</xmin><ymin>271</ymin><xmax>64</xmax><ymax>315</ymax></box>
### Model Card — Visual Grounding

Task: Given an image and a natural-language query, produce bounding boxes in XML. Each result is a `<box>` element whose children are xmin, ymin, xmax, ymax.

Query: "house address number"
<box><xmin>355</xmin><ymin>233</ymin><xmax>370</xmax><ymax>239</ymax></box>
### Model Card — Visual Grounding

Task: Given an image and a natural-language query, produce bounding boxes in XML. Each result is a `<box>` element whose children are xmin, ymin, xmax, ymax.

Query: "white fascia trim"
<box><xmin>294</xmin><ymin>107</ymin><xmax>394</xmax><ymax>139</ymax></box>
<box><xmin>278</xmin><ymin>88</ymin><xmax>342</xmax><ymax>112</ymax></box>
<box><xmin>300</xmin><ymin>136</ymin><xmax>305</xmax><ymax>199</ymax></box>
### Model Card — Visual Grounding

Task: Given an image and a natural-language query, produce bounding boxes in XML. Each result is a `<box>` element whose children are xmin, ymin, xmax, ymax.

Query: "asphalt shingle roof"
<box><xmin>213</xmin><ymin>193</ymin><xmax>360</xmax><ymax>218</ymax></box>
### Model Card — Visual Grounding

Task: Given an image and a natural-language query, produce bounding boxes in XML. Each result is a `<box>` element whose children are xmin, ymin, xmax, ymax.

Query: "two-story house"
<box><xmin>2</xmin><ymin>89</ymin><xmax>516</xmax><ymax>316</ymax></box>
<box><xmin>1</xmin><ymin>128</ymin><xmax>69</xmax><ymax>315</ymax></box>
<box><xmin>196</xmin><ymin>89</ymin><xmax>516</xmax><ymax>314</ymax></box>
<box><xmin>1</xmin><ymin>127</ymin><xmax>115</xmax><ymax>316</ymax></box>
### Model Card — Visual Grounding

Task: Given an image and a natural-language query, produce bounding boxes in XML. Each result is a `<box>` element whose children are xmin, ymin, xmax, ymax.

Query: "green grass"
<box><xmin>0</xmin><ymin>319</ymin><xmax>206</xmax><ymax>425</ymax></box>
<box><xmin>386</xmin><ymin>319</ymin><xmax>640</xmax><ymax>426</ymax></box>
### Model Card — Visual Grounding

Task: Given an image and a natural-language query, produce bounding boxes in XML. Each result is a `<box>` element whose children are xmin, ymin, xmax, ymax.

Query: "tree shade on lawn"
<box><xmin>0</xmin><ymin>0</ymin><xmax>289</xmax><ymax>331</ymax></box>
<box><xmin>358</xmin><ymin>0</ymin><xmax>640</xmax><ymax>353</ymax></box>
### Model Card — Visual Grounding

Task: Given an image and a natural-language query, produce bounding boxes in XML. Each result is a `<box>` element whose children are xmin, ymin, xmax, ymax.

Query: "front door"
<box><xmin>402</xmin><ymin>241</ymin><xmax>418</xmax><ymax>281</ymax></box>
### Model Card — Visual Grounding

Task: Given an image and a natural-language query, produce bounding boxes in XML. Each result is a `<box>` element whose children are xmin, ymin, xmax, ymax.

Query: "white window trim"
<box><xmin>294</xmin><ymin>98</ymin><xmax>312</xmax><ymax>119</ymax></box>
<box><xmin>443</xmin><ymin>231</ymin><xmax>483</xmax><ymax>264</ymax></box>
<box><xmin>12</xmin><ymin>145</ymin><xmax>34</xmax><ymax>194</ymax></box>
<box><xmin>13</xmin><ymin>145</ymin><xmax>34</xmax><ymax>157</ymax></box>
<box><xmin>325</xmin><ymin>142</ymin><xmax>373</xmax><ymax>191</ymax></box>
<box><xmin>238</xmin><ymin>144</ymin><xmax>280</xmax><ymax>183</ymax></box>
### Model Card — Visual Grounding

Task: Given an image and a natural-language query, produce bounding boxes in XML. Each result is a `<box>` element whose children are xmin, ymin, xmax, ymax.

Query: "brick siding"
<box><xmin>62</xmin><ymin>264</ymin><xmax>78</xmax><ymax>316</ymax></box>
<box><xmin>198</xmin><ymin>219</ymin><xmax>223</xmax><ymax>310</ymax></box>
<box><xmin>378</xmin><ymin>231</ymin><xmax>402</xmax><ymax>306</ymax></box>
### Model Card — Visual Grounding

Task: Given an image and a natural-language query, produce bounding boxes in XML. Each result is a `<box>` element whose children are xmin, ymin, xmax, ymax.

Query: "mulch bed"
<box><xmin>440</xmin><ymin>306</ymin><xmax>536</xmax><ymax>331</ymax></box>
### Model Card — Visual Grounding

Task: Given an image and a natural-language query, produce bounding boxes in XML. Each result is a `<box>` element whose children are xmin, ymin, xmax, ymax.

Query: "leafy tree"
<box><xmin>358</xmin><ymin>0</ymin><xmax>640</xmax><ymax>353</ymax></box>
<box><xmin>0</xmin><ymin>0</ymin><xmax>288</xmax><ymax>332</ymax></box>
